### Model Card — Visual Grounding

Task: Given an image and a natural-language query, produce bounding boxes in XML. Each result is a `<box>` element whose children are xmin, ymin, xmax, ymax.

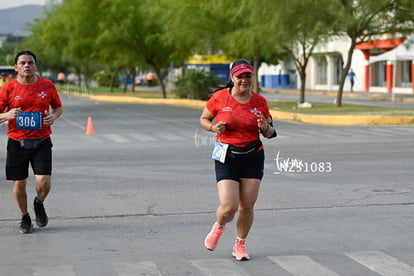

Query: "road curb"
<box><xmin>70</xmin><ymin>93</ymin><xmax>414</xmax><ymax>126</ymax></box>
<box><xmin>270</xmin><ymin>110</ymin><xmax>414</xmax><ymax>125</ymax></box>
<box><xmin>86</xmin><ymin>94</ymin><xmax>207</xmax><ymax>109</ymax></box>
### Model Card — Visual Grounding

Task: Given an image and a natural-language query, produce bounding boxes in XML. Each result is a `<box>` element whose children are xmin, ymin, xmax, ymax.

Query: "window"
<box><xmin>371</xmin><ymin>62</ymin><xmax>386</xmax><ymax>87</ymax></box>
<box><xmin>399</xmin><ymin>61</ymin><xmax>412</xmax><ymax>88</ymax></box>
<box><xmin>315</xmin><ymin>56</ymin><xmax>327</xmax><ymax>85</ymax></box>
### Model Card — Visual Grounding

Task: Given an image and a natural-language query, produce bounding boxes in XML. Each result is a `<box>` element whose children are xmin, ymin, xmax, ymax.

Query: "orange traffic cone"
<box><xmin>86</xmin><ymin>116</ymin><xmax>95</xmax><ymax>135</ymax></box>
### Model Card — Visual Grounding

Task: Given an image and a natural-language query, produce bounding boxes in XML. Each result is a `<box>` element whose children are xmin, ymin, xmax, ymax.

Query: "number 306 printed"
<box><xmin>16</xmin><ymin>112</ymin><xmax>42</xmax><ymax>130</ymax></box>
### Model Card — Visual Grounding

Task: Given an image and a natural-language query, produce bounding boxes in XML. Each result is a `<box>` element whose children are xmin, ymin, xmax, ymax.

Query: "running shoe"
<box><xmin>19</xmin><ymin>213</ymin><xmax>33</xmax><ymax>234</ymax></box>
<box><xmin>204</xmin><ymin>223</ymin><xmax>225</xmax><ymax>251</ymax></box>
<box><xmin>232</xmin><ymin>239</ymin><xmax>250</xmax><ymax>261</ymax></box>
<box><xmin>34</xmin><ymin>197</ymin><xmax>48</xmax><ymax>227</ymax></box>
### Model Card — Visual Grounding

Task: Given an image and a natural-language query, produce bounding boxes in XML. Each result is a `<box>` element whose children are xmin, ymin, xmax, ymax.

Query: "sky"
<box><xmin>0</xmin><ymin>0</ymin><xmax>47</xmax><ymax>10</ymax></box>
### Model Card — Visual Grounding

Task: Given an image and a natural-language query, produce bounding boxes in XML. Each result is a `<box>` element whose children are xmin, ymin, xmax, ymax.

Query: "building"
<box><xmin>186</xmin><ymin>54</ymin><xmax>232</xmax><ymax>84</ymax></box>
<box><xmin>306</xmin><ymin>34</ymin><xmax>414</xmax><ymax>94</ymax></box>
<box><xmin>259</xmin><ymin>61</ymin><xmax>297</xmax><ymax>89</ymax></box>
<box><xmin>186</xmin><ymin>36</ymin><xmax>414</xmax><ymax>95</ymax></box>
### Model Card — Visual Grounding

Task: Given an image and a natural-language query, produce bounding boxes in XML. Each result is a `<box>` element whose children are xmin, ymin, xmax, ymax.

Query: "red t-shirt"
<box><xmin>0</xmin><ymin>77</ymin><xmax>62</xmax><ymax>140</ymax></box>
<box><xmin>206</xmin><ymin>88</ymin><xmax>271</xmax><ymax>147</ymax></box>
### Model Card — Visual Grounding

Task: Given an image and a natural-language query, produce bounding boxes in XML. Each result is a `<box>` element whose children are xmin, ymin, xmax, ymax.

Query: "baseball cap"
<box><xmin>230</xmin><ymin>59</ymin><xmax>254</xmax><ymax>76</ymax></box>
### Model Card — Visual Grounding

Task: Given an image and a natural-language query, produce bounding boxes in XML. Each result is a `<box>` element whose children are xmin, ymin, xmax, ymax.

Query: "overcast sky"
<box><xmin>0</xmin><ymin>0</ymin><xmax>47</xmax><ymax>10</ymax></box>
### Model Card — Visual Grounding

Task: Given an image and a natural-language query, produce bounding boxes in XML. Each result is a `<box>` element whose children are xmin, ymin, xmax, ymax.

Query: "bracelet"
<box><xmin>209</xmin><ymin>124</ymin><xmax>214</xmax><ymax>131</ymax></box>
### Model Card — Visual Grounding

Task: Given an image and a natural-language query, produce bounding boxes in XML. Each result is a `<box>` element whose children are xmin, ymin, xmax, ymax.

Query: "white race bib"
<box><xmin>212</xmin><ymin>142</ymin><xmax>229</xmax><ymax>163</ymax></box>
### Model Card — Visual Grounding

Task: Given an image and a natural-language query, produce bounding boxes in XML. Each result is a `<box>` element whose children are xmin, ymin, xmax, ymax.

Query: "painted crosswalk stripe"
<box><xmin>129</xmin><ymin>133</ymin><xmax>156</xmax><ymax>141</ymax></box>
<box><xmin>268</xmin><ymin>255</ymin><xmax>341</xmax><ymax>276</ymax></box>
<box><xmin>103</xmin><ymin>134</ymin><xmax>130</xmax><ymax>143</ymax></box>
<box><xmin>76</xmin><ymin>134</ymin><xmax>103</xmax><ymax>143</ymax></box>
<box><xmin>160</xmin><ymin>133</ymin><xmax>184</xmax><ymax>141</ymax></box>
<box><xmin>345</xmin><ymin>251</ymin><xmax>414</xmax><ymax>276</ymax></box>
<box><xmin>112</xmin><ymin>261</ymin><xmax>162</xmax><ymax>276</ymax></box>
<box><xmin>32</xmin><ymin>265</ymin><xmax>76</xmax><ymax>276</ymax></box>
<box><xmin>191</xmin><ymin>258</ymin><xmax>250</xmax><ymax>276</ymax></box>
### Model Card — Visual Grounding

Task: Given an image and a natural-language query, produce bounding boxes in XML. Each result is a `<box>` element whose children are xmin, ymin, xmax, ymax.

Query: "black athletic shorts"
<box><xmin>6</xmin><ymin>137</ymin><xmax>53</xmax><ymax>180</ymax></box>
<box><xmin>215</xmin><ymin>149</ymin><xmax>264</xmax><ymax>182</ymax></box>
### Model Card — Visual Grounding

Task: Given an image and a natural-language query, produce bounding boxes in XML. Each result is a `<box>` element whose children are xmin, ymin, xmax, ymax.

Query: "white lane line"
<box><xmin>103</xmin><ymin>134</ymin><xmax>130</xmax><ymax>143</ymax></box>
<box><xmin>112</xmin><ymin>261</ymin><xmax>162</xmax><ymax>276</ymax></box>
<box><xmin>269</xmin><ymin>255</ymin><xmax>342</xmax><ymax>276</ymax></box>
<box><xmin>32</xmin><ymin>265</ymin><xmax>76</xmax><ymax>276</ymax></box>
<box><xmin>191</xmin><ymin>258</ymin><xmax>250</xmax><ymax>276</ymax></box>
<box><xmin>129</xmin><ymin>133</ymin><xmax>156</xmax><ymax>141</ymax></box>
<box><xmin>345</xmin><ymin>250</ymin><xmax>414</xmax><ymax>276</ymax></box>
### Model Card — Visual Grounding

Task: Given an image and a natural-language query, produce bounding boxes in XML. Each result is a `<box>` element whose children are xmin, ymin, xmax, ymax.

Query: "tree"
<box><xmin>59</xmin><ymin>0</ymin><xmax>104</xmax><ymax>88</ymax></box>
<box><xmin>396</xmin><ymin>0</ymin><xmax>414</xmax><ymax>20</ymax></box>
<box><xmin>0</xmin><ymin>37</ymin><xmax>22</xmax><ymax>65</ymax></box>
<box><xmin>96</xmin><ymin>0</ymin><xmax>183</xmax><ymax>98</ymax></box>
<box><xmin>95</xmin><ymin>0</ymin><xmax>144</xmax><ymax>92</ymax></box>
<box><xmin>166</xmin><ymin>0</ymin><xmax>333</xmax><ymax>102</ymax></box>
<box><xmin>23</xmin><ymin>15</ymin><xmax>68</xmax><ymax>77</ymax></box>
<box><xmin>267</xmin><ymin>0</ymin><xmax>335</xmax><ymax>104</ymax></box>
<box><xmin>332</xmin><ymin>0</ymin><xmax>414</xmax><ymax>106</ymax></box>
<box><xmin>164</xmin><ymin>0</ymin><xmax>284</xmax><ymax>93</ymax></box>
<box><xmin>24</xmin><ymin>0</ymin><xmax>188</xmax><ymax>96</ymax></box>
<box><xmin>213</xmin><ymin>0</ymin><xmax>278</xmax><ymax>93</ymax></box>
<box><xmin>24</xmin><ymin>0</ymin><xmax>104</xmax><ymax>87</ymax></box>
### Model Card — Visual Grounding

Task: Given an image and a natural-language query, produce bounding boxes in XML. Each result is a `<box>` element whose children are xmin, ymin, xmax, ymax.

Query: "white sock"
<box><xmin>235</xmin><ymin>237</ymin><xmax>246</xmax><ymax>244</ymax></box>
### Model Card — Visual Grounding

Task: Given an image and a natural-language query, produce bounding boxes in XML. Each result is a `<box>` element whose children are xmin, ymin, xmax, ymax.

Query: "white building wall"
<box><xmin>259</xmin><ymin>62</ymin><xmax>285</xmax><ymax>75</ymax></box>
<box><xmin>308</xmin><ymin>36</ymin><xmax>367</xmax><ymax>93</ymax></box>
<box><xmin>307</xmin><ymin>35</ymin><xmax>413</xmax><ymax>94</ymax></box>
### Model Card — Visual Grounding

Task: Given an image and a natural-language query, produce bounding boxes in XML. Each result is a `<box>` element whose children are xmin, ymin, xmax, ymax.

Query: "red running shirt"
<box><xmin>206</xmin><ymin>88</ymin><xmax>271</xmax><ymax>147</ymax></box>
<box><xmin>0</xmin><ymin>77</ymin><xmax>62</xmax><ymax>140</ymax></box>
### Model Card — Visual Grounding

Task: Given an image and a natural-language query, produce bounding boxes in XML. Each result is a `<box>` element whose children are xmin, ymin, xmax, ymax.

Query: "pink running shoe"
<box><xmin>232</xmin><ymin>239</ymin><xmax>250</xmax><ymax>261</ymax></box>
<box><xmin>204</xmin><ymin>223</ymin><xmax>225</xmax><ymax>251</ymax></box>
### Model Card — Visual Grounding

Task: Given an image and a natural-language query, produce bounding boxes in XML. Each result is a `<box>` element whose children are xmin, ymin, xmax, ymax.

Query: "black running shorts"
<box><xmin>6</xmin><ymin>138</ymin><xmax>53</xmax><ymax>180</ymax></box>
<box><xmin>214</xmin><ymin>149</ymin><xmax>264</xmax><ymax>182</ymax></box>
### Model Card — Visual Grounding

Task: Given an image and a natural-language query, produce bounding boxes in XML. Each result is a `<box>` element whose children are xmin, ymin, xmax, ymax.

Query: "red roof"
<box><xmin>356</xmin><ymin>37</ymin><xmax>405</xmax><ymax>51</ymax></box>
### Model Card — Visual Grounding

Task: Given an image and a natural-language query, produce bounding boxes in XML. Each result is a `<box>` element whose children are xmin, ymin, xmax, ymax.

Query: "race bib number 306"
<box><xmin>16</xmin><ymin>111</ymin><xmax>43</xmax><ymax>130</ymax></box>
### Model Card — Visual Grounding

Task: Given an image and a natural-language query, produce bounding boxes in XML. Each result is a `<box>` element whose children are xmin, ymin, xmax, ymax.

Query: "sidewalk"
<box><xmin>268</xmin><ymin>88</ymin><xmax>414</xmax><ymax>103</ymax></box>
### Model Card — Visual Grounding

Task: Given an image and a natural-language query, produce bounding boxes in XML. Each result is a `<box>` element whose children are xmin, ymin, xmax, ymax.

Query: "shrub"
<box><xmin>174</xmin><ymin>70</ymin><xmax>220</xmax><ymax>100</ymax></box>
<box><xmin>95</xmin><ymin>71</ymin><xmax>120</xmax><ymax>87</ymax></box>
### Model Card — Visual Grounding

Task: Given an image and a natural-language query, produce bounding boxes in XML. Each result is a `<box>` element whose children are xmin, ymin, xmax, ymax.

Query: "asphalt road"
<box><xmin>0</xmin><ymin>94</ymin><xmax>413</xmax><ymax>275</ymax></box>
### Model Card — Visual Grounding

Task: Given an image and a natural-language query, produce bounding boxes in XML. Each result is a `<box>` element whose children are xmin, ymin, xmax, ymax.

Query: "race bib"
<box><xmin>16</xmin><ymin>111</ymin><xmax>43</xmax><ymax>130</ymax></box>
<box><xmin>212</xmin><ymin>142</ymin><xmax>229</xmax><ymax>163</ymax></box>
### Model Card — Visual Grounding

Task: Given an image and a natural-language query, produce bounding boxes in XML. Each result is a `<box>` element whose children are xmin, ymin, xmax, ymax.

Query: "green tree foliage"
<box><xmin>0</xmin><ymin>38</ymin><xmax>20</xmax><ymax>65</ymax></box>
<box><xmin>269</xmin><ymin>0</ymin><xmax>335</xmax><ymax>104</ymax></box>
<box><xmin>165</xmin><ymin>0</ymin><xmax>332</xmax><ymax>100</ymax></box>
<box><xmin>23</xmin><ymin>15</ymin><xmax>68</xmax><ymax>74</ymax></box>
<box><xmin>96</xmin><ymin>0</ymin><xmax>179</xmax><ymax>98</ymax></box>
<box><xmin>23</xmin><ymin>0</ymin><xmax>103</xmax><ymax>87</ymax></box>
<box><xmin>395</xmin><ymin>0</ymin><xmax>414</xmax><ymax>22</ymax></box>
<box><xmin>213</xmin><ymin>0</ymin><xmax>282</xmax><ymax>93</ymax></box>
<box><xmin>164</xmin><ymin>0</ymin><xmax>285</xmax><ymax>93</ymax></box>
<box><xmin>95</xmin><ymin>71</ymin><xmax>121</xmax><ymax>88</ymax></box>
<box><xmin>23</xmin><ymin>0</ymin><xmax>180</xmax><ymax>97</ymax></box>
